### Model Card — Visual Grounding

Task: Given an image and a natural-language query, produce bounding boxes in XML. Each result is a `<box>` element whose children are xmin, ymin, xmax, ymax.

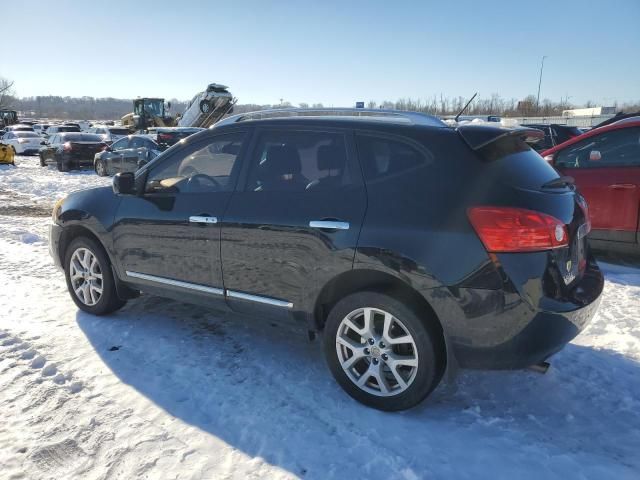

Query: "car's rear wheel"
<box><xmin>57</xmin><ymin>160</ymin><xmax>68</xmax><ymax>172</ymax></box>
<box><xmin>95</xmin><ymin>159</ymin><xmax>107</xmax><ymax>176</ymax></box>
<box><xmin>64</xmin><ymin>237</ymin><xmax>126</xmax><ymax>315</ymax></box>
<box><xmin>323</xmin><ymin>291</ymin><xmax>442</xmax><ymax>411</ymax></box>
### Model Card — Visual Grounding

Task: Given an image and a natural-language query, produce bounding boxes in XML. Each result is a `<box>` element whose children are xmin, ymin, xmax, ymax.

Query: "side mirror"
<box><xmin>589</xmin><ymin>150</ymin><xmax>602</xmax><ymax>162</ymax></box>
<box><xmin>40</xmin><ymin>141</ymin><xmax>47</xmax><ymax>145</ymax></box>
<box><xmin>167</xmin><ymin>101</ymin><xmax>172</xmax><ymax>110</ymax></box>
<box><xmin>112</xmin><ymin>172</ymin><xmax>136</xmax><ymax>195</ymax></box>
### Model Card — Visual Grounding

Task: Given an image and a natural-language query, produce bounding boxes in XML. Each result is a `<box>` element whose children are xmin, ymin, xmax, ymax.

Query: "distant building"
<box><xmin>562</xmin><ymin>106</ymin><xmax>616</xmax><ymax>117</ymax></box>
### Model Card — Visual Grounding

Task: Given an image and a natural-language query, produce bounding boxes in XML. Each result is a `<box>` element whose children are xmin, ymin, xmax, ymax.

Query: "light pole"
<box><xmin>536</xmin><ymin>55</ymin><xmax>547</xmax><ymax>112</ymax></box>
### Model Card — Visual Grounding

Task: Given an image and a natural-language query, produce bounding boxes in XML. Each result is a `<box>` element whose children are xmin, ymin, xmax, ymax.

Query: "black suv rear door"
<box><xmin>221</xmin><ymin>126</ymin><xmax>366</xmax><ymax>319</ymax></box>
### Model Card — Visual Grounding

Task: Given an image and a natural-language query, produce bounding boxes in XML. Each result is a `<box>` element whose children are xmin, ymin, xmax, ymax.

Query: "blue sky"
<box><xmin>3</xmin><ymin>0</ymin><xmax>639</xmax><ymax>106</ymax></box>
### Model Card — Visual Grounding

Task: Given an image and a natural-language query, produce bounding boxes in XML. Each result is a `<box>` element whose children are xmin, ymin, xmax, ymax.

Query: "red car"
<box><xmin>541</xmin><ymin>117</ymin><xmax>640</xmax><ymax>255</ymax></box>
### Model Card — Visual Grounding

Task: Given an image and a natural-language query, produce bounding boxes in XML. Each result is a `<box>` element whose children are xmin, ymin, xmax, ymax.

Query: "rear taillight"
<box><xmin>63</xmin><ymin>141</ymin><xmax>73</xmax><ymax>151</ymax></box>
<box><xmin>543</xmin><ymin>154</ymin><xmax>555</xmax><ymax>163</ymax></box>
<box><xmin>468</xmin><ymin>206</ymin><xmax>569</xmax><ymax>253</ymax></box>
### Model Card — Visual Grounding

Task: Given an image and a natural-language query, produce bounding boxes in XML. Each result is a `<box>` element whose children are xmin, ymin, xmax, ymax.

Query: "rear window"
<box><xmin>108</xmin><ymin>128</ymin><xmax>130</xmax><ymax>135</ymax></box>
<box><xmin>58</xmin><ymin>126</ymin><xmax>81</xmax><ymax>132</ymax></box>
<box><xmin>61</xmin><ymin>133</ymin><xmax>103</xmax><ymax>142</ymax></box>
<box><xmin>477</xmin><ymin>135</ymin><xmax>560</xmax><ymax>189</ymax></box>
<box><xmin>15</xmin><ymin>132</ymin><xmax>39</xmax><ymax>138</ymax></box>
<box><xmin>554</xmin><ymin>126</ymin><xmax>582</xmax><ymax>144</ymax></box>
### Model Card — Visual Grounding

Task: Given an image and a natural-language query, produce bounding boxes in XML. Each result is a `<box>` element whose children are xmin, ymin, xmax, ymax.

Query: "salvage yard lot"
<box><xmin>1</xmin><ymin>156</ymin><xmax>640</xmax><ymax>479</ymax></box>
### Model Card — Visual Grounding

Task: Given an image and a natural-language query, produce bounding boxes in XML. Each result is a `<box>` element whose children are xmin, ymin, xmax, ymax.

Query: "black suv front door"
<box><xmin>112</xmin><ymin>131</ymin><xmax>248</xmax><ymax>306</ymax></box>
<box><xmin>221</xmin><ymin>127</ymin><xmax>367</xmax><ymax>318</ymax></box>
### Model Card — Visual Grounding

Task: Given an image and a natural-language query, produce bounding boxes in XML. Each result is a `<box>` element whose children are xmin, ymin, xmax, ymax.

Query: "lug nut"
<box><xmin>364</xmin><ymin>348</ymin><xmax>370</xmax><ymax>355</ymax></box>
<box><xmin>368</xmin><ymin>338</ymin><xmax>375</xmax><ymax>345</ymax></box>
<box><xmin>372</xmin><ymin>358</ymin><xmax>379</xmax><ymax>365</ymax></box>
<box><xmin>381</xmin><ymin>353</ymin><xmax>388</xmax><ymax>361</ymax></box>
<box><xmin>379</xmin><ymin>341</ymin><xmax>386</xmax><ymax>348</ymax></box>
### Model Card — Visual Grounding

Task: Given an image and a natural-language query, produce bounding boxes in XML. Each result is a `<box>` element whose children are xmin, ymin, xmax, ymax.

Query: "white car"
<box><xmin>33</xmin><ymin>124</ymin><xmax>51</xmax><ymax>136</ymax></box>
<box><xmin>0</xmin><ymin>131</ymin><xmax>44</xmax><ymax>154</ymax></box>
<box><xmin>177</xmin><ymin>83</ymin><xmax>233</xmax><ymax>128</ymax></box>
<box><xmin>87</xmin><ymin>125</ymin><xmax>131</xmax><ymax>144</ymax></box>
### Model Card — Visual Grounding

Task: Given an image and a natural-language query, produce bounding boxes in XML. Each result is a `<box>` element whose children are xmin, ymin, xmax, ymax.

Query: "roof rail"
<box><xmin>213</xmin><ymin>108</ymin><xmax>446</xmax><ymax>128</ymax></box>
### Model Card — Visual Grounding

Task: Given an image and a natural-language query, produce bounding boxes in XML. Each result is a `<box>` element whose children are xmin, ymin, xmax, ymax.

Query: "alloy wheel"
<box><xmin>336</xmin><ymin>307</ymin><xmax>419</xmax><ymax>397</ymax></box>
<box><xmin>69</xmin><ymin>247</ymin><xmax>103</xmax><ymax>306</ymax></box>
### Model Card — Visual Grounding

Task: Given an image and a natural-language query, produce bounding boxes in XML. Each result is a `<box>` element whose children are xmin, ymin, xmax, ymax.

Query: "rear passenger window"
<box><xmin>245</xmin><ymin>130</ymin><xmax>351</xmax><ymax>192</ymax></box>
<box><xmin>356</xmin><ymin>135</ymin><xmax>432</xmax><ymax>180</ymax></box>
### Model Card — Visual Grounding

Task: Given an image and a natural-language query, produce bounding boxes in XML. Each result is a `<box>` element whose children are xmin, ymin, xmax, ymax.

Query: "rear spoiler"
<box><xmin>457</xmin><ymin>125</ymin><xmax>544</xmax><ymax>150</ymax></box>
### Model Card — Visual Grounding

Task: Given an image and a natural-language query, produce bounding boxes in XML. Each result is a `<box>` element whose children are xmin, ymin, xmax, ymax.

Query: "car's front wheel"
<box><xmin>323</xmin><ymin>291</ymin><xmax>442</xmax><ymax>411</ymax></box>
<box><xmin>39</xmin><ymin>155</ymin><xmax>46</xmax><ymax>167</ymax></box>
<box><xmin>64</xmin><ymin>237</ymin><xmax>126</xmax><ymax>315</ymax></box>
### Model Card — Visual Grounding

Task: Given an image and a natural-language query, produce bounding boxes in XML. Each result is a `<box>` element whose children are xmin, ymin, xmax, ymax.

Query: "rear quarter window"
<box><xmin>355</xmin><ymin>134</ymin><xmax>433</xmax><ymax>181</ymax></box>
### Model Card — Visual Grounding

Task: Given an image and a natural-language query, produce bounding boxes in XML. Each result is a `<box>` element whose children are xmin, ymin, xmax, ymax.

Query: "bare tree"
<box><xmin>0</xmin><ymin>77</ymin><xmax>16</xmax><ymax>109</ymax></box>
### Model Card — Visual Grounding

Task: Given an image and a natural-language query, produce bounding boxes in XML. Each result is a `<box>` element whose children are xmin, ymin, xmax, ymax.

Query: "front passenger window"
<box><xmin>145</xmin><ymin>132</ymin><xmax>245</xmax><ymax>194</ymax></box>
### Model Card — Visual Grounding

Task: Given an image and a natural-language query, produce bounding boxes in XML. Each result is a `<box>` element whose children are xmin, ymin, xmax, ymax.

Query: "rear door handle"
<box><xmin>609</xmin><ymin>183</ymin><xmax>636</xmax><ymax>190</ymax></box>
<box><xmin>309</xmin><ymin>220</ymin><xmax>350</xmax><ymax>230</ymax></box>
<box><xmin>189</xmin><ymin>215</ymin><xmax>218</xmax><ymax>224</ymax></box>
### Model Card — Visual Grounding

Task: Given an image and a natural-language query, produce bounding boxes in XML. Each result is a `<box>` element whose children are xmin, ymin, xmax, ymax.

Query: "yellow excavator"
<box><xmin>121</xmin><ymin>98</ymin><xmax>176</xmax><ymax>132</ymax></box>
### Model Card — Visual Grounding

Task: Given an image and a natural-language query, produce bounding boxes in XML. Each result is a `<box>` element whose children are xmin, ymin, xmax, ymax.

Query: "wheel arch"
<box><xmin>312</xmin><ymin>268</ymin><xmax>450</xmax><ymax>371</ymax></box>
<box><xmin>57</xmin><ymin>223</ymin><xmax>138</xmax><ymax>300</ymax></box>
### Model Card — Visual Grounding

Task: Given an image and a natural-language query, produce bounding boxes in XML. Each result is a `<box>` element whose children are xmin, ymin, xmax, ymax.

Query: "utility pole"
<box><xmin>536</xmin><ymin>55</ymin><xmax>547</xmax><ymax>112</ymax></box>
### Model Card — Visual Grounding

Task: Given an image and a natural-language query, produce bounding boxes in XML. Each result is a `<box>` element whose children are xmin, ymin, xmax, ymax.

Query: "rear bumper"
<box><xmin>431</xmin><ymin>253</ymin><xmax>604</xmax><ymax>370</ymax></box>
<box><xmin>61</xmin><ymin>153</ymin><xmax>96</xmax><ymax>166</ymax></box>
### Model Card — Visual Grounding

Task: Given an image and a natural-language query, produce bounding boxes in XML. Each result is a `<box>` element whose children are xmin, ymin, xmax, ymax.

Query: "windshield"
<box><xmin>61</xmin><ymin>133</ymin><xmax>103</xmax><ymax>142</ymax></box>
<box><xmin>143</xmin><ymin>100</ymin><xmax>164</xmax><ymax>117</ymax></box>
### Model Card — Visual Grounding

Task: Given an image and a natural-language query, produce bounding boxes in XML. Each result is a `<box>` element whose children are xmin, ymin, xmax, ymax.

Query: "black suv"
<box><xmin>49</xmin><ymin>109</ymin><xmax>604</xmax><ymax>411</ymax></box>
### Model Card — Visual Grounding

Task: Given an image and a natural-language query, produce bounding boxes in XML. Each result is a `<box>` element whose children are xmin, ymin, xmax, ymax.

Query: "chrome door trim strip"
<box><xmin>125</xmin><ymin>271</ymin><xmax>224</xmax><ymax>296</ymax></box>
<box><xmin>226</xmin><ymin>290</ymin><xmax>293</xmax><ymax>309</ymax></box>
<box><xmin>309</xmin><ymin>220</ymin><xmax>350</xmax><ymax>230</ymax></box>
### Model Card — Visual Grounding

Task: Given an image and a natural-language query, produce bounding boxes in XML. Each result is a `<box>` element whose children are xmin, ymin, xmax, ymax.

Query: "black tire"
<box><xmin>323</xmin><ymin>291</ymin><xmax>442</xmax><ymax>411</ymax></box>
<box><xmin>95</xmin><ymin>159</ymin><xmax>107</xmax><ymax>176</ymax></box>
<box><xmin>199</xmin><ymin>100</ymin><xmax>211</xmax><ymax>114</ymax></box>
<box><xmin>57</xmin><ymin>160</ymin><xmax>69</xmax><ymax>172</ymax></box>
<box><xmin>64</xmin><ymin>236</ymin><xmax>126</xmax><ymax>315</ymax></box>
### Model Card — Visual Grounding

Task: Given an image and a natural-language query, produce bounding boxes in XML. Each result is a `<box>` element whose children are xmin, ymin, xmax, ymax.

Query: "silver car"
<box><xmin>177</xmin><ymin>83</ymin><xmax>234</xmax><ymax>128</ymax></box>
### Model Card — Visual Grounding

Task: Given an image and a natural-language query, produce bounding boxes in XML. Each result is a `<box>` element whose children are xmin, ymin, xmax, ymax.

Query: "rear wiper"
<box><xmin>541</xmin><ymin>176</ymin><xmax>575</xmax><ymax>189</ymax></box>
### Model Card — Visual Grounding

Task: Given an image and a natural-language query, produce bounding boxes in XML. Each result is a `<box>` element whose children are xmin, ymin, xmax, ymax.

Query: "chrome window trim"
<box><xmin>125</xmin><ymin>271</ymin><xmax>224</xmax><ymax>296</ymax></box>
<box><xmin>309</xmin><ymin>220</ymin><xmax>350</xmax><ymax>230</ymax></box>
<box><xmin>226</xmin><ymin>290</ymin><xmax>293</xmax><ymax>309</ymax></box>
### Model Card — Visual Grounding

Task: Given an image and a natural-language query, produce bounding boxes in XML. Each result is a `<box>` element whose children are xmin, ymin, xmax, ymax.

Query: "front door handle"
<box><xmin>189</xmin><ymin>215</ymin><xmax>218</xmax><ymax>224</ymax></box>
<box><xmin>309</xmin><ymin>220</ymin><xmax>350</xmax><ymax>230</ymax></box>
<box><xmin>609</xmin><ymin>183</ymin><xmax>636</xmax><ymax>190</ymax></box>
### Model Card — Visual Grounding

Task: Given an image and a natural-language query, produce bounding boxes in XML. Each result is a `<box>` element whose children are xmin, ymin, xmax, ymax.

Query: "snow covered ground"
<box><xmin>1</xmin><ymin>156</ymin><xmax>640</xmax><ymax>480</ymax></box>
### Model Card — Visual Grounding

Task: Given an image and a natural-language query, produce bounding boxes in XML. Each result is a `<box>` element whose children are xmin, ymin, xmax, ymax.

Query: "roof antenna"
<box><xmin>454</xmin><ymin>92</ymin><xmax>478</xmax><ymax>122</ymax></box>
